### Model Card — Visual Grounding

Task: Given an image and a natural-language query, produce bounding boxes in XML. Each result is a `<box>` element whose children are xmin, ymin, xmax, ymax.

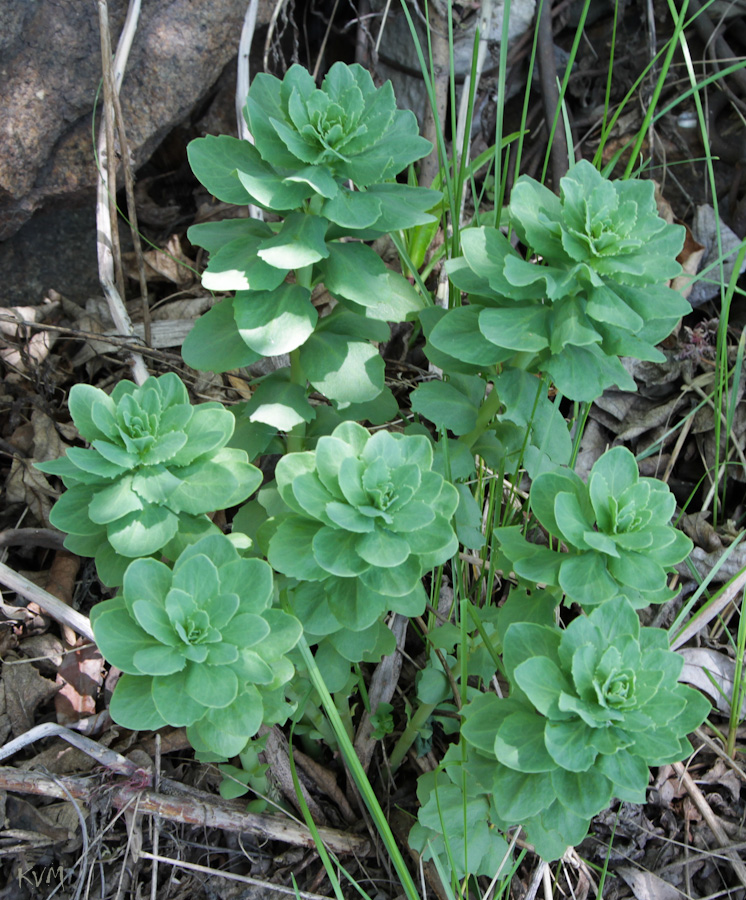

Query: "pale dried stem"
<box><xmin>353</xmin><ymin>613</ymin><xmax>408</xmax><ymax>773</ymax></box>
<box><xmin>96</xmin><ymin>0</ymin><xmax>149</xmax><ymax>384</ymax></box>
<box><xmin>236</xmin><ymin>0</ymin><xmax>264</xmax><ymax>220</ymax></box>
<box><xmin>111</xmin><ymin>83</ymin><xmax>152</xmax><ymax>346</ymax></box>
<box><xmin>673</xmin><ymin>759</ymin><xmax>746</xmax><ymax>888</ymax></box>
<box><xmin>695</xmin><ymin>727</ymin><xmax>746</xmax><ymax>782</ymax></box>
<box><xmin>670</xmin><ymin>565</ymin><xmax>746</xmax><ymax>650</ymax></box>
<box><xmin>0</xmin><ymin>723</ymin><xmax>143</xmax><ymax>776</ymax></box>
<box><xmin>0</xmin><ymin>561</ymin><xmax>94</xmax><ymax>642</ymax></box>
<box><xmin>137</xmin><ymin>852</ymin><xmax>338</xmax><ymax>899</ymax></box>
<box><xmin>263</xmin><ymin>0</ymin><xmax>293</xmax><ymax>74</ymax></box>
<box><xmin>0</xmin><ymin>766</ymin><xmax>370</xmax><ymax>856</ymax></box>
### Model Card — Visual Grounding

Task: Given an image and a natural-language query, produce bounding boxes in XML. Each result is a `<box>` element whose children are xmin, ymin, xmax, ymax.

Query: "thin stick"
<box><xmin>670</xmin><ymin>565</ymin><xmax>746</xmax><ymax>650</ymax></box>
<box><xmin>236</xmin><ymin>0</ymin><xmax>259</xmax><ymax>141</ymax></box>
<box><xmin>673</xmin><ymin>760</ymin><xmax>746</xmax><ymax>889</ymax></box>
<box><xmin>311</xmin><ymin>0</ymin><xmax>341</xmax><ymax>80</ymax></box>
<box><xmin>0</xmin><ymin>767</ymin><xmax>370</xmax><ymax>856</ymax></box>
<box><xmin>0</xmin><ymin>723</ymin><xmax>143</xmax><ymax>777</ymax></box>
<box><xmin>98</xmin><ymin>0</ymin><xmax>126</xmax><ymax>305</ymax></box>
<box><xmin>236</xmin><ymin>0</ymin><xmax>264</xmax><ymax>221</ymax></box>
<box><xmin>0</xmin><ymin>561</ymin><xmax>94</xmax><ymax>642</ymax></box>
<box><xmin>111</xmin><ymin>83</ymin><xmax>152</xmax><ymax>346</ymax></box>
<box><xmin>95</xmin><ymin>0</ymin><xmax>149</xmax><ymax>384</ymax></box>
<box><xmin>137</xmin><ymin>852</ymin><xmax>336</xmax><ymax>899</ymax></box>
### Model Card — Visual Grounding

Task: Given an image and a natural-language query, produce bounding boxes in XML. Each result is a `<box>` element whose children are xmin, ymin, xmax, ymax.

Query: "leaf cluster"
<box><xmin>183</xmin><ymin>63</ymin><xmax>439</xmax><ymax>430</ymax></box>
<box><xmin>497</xmin><ymin>446</ymin><xmax>692</xmax><ymax>607</ymax></box>
<box><xmin>261</xmin><ymin>422</ymin><xmax>458</xmax><ymax>679</ymax></box>
<box><xmin>37</xmin><ymin>374</ymin><xmax>260</xmax><ymax>584</ymax></box>
<box><xmin>91</xmin><ymin>534</ymin><xmax>301</xmax><ymax>758</ymax></box>
<box><xmin>461</xmin><ymin>597</ymin><xmax>710</xmax><ymax>860</ymax></box>
<box><xmin>426</xmin><ymin>160</ymin><xmax>690</xmax><ymax>401</ymax></box>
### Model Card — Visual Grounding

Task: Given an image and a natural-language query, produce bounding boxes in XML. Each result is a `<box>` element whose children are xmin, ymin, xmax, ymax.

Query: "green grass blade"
<box><xmin>296</xmin><ymin>636</ymin><xmax>422</xmax><ymax>900</ymax></box>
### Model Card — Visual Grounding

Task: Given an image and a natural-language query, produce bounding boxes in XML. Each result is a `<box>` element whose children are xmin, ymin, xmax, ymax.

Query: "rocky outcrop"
<box><xmin>0</xmin><ymin>0</ymin><xmax>274</xmax><ymax>241</ymax></box>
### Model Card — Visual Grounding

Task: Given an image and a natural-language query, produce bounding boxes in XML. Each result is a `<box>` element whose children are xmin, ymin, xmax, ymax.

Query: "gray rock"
<box><xmin>0</xmin><ymin>0</ymin><xmax>275</xmax><ymax>241</ymax></box>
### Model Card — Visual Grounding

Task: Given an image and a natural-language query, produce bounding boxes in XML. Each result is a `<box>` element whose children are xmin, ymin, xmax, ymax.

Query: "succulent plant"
<box><xmin>90</xmin><ymin>533</ymin><xmax>301</xmax><ymax>757</ymax></box>
<box><xmin>264</xmin><ymin>421</ymin><xmax>459</xmax><ymax>638</ymax></box>
<box><xmin>461</xmin><ymin>597</ymin><xmax>710</xmax><ymax>860</ymax></box>
<box><xmin>36</xmin><ymin>373</ymin><xmax>261</xmax><ymax>584</ymax></box>
<box><xmin>497</xmin><ymin>446</ymin><xmax>692</xmax><ymax>608</ymax></box>
<box><xmin>427</xmin><ymin>160</ymin><xmax>690</xmax><ymax>401</ymax></box>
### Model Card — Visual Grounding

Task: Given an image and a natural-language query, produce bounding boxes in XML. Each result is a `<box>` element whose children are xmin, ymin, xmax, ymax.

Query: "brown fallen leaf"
<box><xmin>124</xmin><ymin>234</ymin><xmax>195</xmax><ymax>285</ymax></box>
<box><xmin>55</xmin><ymin>644</ymin><xmax>105</xmax><ymax>727</ymax></box>
<box><xmin>672</xmin><ymin>222</ymin><xmax>706</xmax><ymax>300</ymax></box>
<box><xmin>679</xmin><ymin>647</ymin><xmax>745</xmax><ymax>717</ymax></box>
<box><xmin>617</xmin><ymin>866</ymin><xmax>684</xmax><ymax>900</ymax></box>
<box><xmin>3</xmin><ymin>653</ymin><xmax>60</xmax><ymax>737</ymax></box>
<box><xmin>44</xmin><ymin>550</ymin><xmax>80</xmax><ymax>647</ymax></box>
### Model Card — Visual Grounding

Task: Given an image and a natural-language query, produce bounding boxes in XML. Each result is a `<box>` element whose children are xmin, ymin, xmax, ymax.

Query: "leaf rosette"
<box><xmin>428</xmin><ymin>161</ymin><xmax>689</xmax><ymax>401</ymax></box>
<box><xmin>90</xmin><ymin>534</ymin><xmax>302</xmax><ymax>758</ymax></box>
<box><xmin>37</xmin><ymin>373</ymin><xmax>261</xmax><ymax>584</ymax></box>
<box><xmin>461</xmin><ymin>597</ymin><xmax>710</xmax><ymax>860</ymax></box>
<box><xmin>496</xmin><ymin>446</ymin><xmax>692</xmax><ymax>608</ymax></box>
<box><xmin>264</xmin><ymin>421</ymin><xmax>459</xmax><ymax>647</ymax></box>
<box><xmin>187</xmin><ymin>63</ymin><xmax>439</xmax><ymax>234</ymax></box>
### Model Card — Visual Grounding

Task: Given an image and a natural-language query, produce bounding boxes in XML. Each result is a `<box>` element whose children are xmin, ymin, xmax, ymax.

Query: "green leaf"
<box><xmin>268</xmin><ymin>518</ymin><xmax>327</xmax><ymax>580</ymax></box>
<box><xmin>87</xmin><ymin>477</ymin><xmax>143</xmax><ymax>525</ymax></box>
<box><xmin>590</xmin><ymin>446</ymin><xmax>639</xmax><ymax>504</ymax></box>
<box><xmin>428</xmin><ymin>306</ymin><xmax>510</xmax><ymax>366</ymax></box>
<box><xmin>461</xmin><ymin>693</ymin><xmax>524</xmax><ymax>756</ymax></box>
<box><xmin>245</xmin><ymin>370</ymin><xmax>315</xmax><ymax>431</ymax></box>
<box><xmin>319</xmin><ymin>241</ymin><xmax>389</xmax><ymax>307</ymax></box>
<box><xmin>185</xmin><ymin>663</ymin><xmax>239</xmax><ymax>708</ymax></box>
<box><xmin>187</xmin><ymin>135</ymin><xmax>257</xmax><ymax>205</ymax></box>
<box><xmin>410</xmin><ymin>380</ymin><xmax>480</xmax><ymax>436</ymax></box>
<box><xmin>552</xmin><ymin>768</ymin><xmax>613</xmax><ymax>819</ymax></box>
<box><xmin>479</xmin><ymin>306</ymin><xmax>551</xmax><ymax>352</ymax></box>
<box><xmin>132</xmin><ymin>644</ymin><xmax>185</xmax><ymax>675</ymax></box>
<box><xmin>152</xmin><ymin>672</ymin><xmax>209</xmax><ymax>726</ymax></box>
<box><xmin>91</xmin><ymin>600</ymin><xmax>159</xmax><ymax>674</ymax></box>
<box><xmin>187</xmin><ymin>217</ymin><xmax>272</xmax><ymax>254</ymax></box>
<box><xmin>328</xmin><ymin>621</ymin><xmax>391</xmax><ymax>664</ymax></box>
<box><xmin>109</xmin><ymin>675</ymin><xmax>167</xmax><ymax>731</ymax></box>
<box><xmin>182</xmin><ymin>298</ymin><xmax>262</xmax><ymax>373</ymax></box>
<box><xmin>300</xmin><ymin>332</ymin><xmax>384</xmax><ymax>404</ymax></box>
<box><xmin>257</xmin><ymin>212</ymin><xmax>330</xmax><ymax>268</ymax></box>
<box><xmin>235</xmin><ymin>155</ymin><xmax>314</xmax><ymax>211</ymax></box>
<box><xmin>544</xmin><ymin>343</ymin><xmax>636</xmax><ymax>402</ymax></box>
<box><xmin>559</xmin><ymin>552</ymin><xmax>619</xmax><ymax>607</ymax></box>
<box><xmin>530</xmin><ymin>470</ymin><xmax>586</xmax><ymax>536</ymax></box>
<box><xmin>503</xmin><ymin>622</ymin><xmax>561</xmax><ymax>682</ymax></box>
<box><xmin>492</xmin><ymin>765</ymin><xmax>554</xmax><ymax>821</ymax></box>
<box><xmin>49</xmin><ymin>485</ymin><xmax>103</xmax><ymax>536</ymax></box>
<box><xmin>321</xmin><ymin>189</ymin><xmax>383</xmax><ymax>229</ymax></box>
<box><xmin>363</xmin><ymin>183</ymin><xmax>441</xmax><ymax>231</ymax></box>
<box><xmin>595</xmin><ymin>749</ymin><xmax>649</xmax><ymax>802</ymax></box>
<box><xmin>312</xmin><ymin>527</ymin><xmax>370</xmax><ymax>577</ymax></box>
<box><xmin>513</xmin><ymin>657</ymin><xmax>573</xmax><ymax>719</ymax></box>
<box><xmin>356</xmin><ymin>528</ymin><xmax>410</xmax><ymax>568</ymax></box>
<box><xmin>107</xmin><ymin>505</ymin><xmax>179</xmax><ymax>558</ymax></box>
<box><xmin>534</xmin><ymin>800</ymin><xmax>590</xmax><ymax>860</ymax></box>
<box><xmin>326</xmin><ymin>577</ymin><xmax>387</xmax><ymax>631</ymax></box>
<box><xmin>68</xmin><ymin>385</ymin><xmax>114</xmax><ymax>442</ymax></box>
<box><xmin>495</xmin><ymin>710</ymin><xmax>556</xmax><ymax>773</ymax></box>
<box><xmin>544</xmin><ymin>719</ymin><xmax>598</xmax><ymax>772</ymax></box>
<box><xmin>553</xmin><ymin>491</ymin><xmax>595</xmax><ymax>549</ymax></box>
<box><xmin>256</xmin><ymin>609</ymin><xmax>302</xmax><ymax>660</ymax></box>
<box><xmin>313</xmin><ymin>641</ymin><xmax>355</xmax><ymax>692</ymax></box>
<box><xmin>202</xmin><ymin>236</ymin><xmax>289</xmax><ymax>293</ymax></box>
<box><xmin>201</xmin><ymin>684</ymin><xmax>265</xmax><ymax>747</ymax></box>
<box><xmin>233</xmin><ymin>285</ymin><xmax>317</xmax><ymax>356</ymax></box>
